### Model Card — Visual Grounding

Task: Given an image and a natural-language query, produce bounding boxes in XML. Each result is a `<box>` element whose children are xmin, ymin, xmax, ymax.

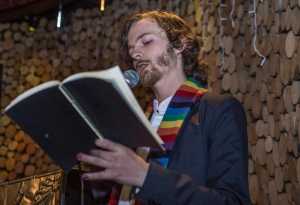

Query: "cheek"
<box><xmin>148</xmin><ymin>45</ymin><xmax>168</xmax><ymax>61</ymax></box>
<box><xmin>146</xmin><ymin>46</ymin><xmax>160</xmax><ymax>57</ymax></box>
<box><xmin>148</xmin><ymin>40</ymin><xmax>168</xmax><ymax>55</ymax></box>
<box><xmin>157</xmin><ymin>52</ymin><xmax>170</xmax><ymax>67</ymax></box>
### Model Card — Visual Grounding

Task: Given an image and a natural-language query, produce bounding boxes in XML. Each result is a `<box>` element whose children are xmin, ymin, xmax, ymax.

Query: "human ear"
<box><xmin>173</xmin><ymin>38</ymin><xmax>187</xmax><ymax>55</ymax></box>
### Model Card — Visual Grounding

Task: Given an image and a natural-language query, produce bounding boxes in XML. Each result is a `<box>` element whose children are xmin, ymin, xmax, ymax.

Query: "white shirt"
<box><xmin>150</xmin><ymin>96</ymin><xmax>173</xmax><ymax>130</ymax></box>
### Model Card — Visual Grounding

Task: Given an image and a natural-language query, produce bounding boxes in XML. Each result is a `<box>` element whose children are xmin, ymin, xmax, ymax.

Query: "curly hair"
<box><xmin>119</xmin><ymin>10</ymin><xmax>205</xmax><ymax>82</ymax></box>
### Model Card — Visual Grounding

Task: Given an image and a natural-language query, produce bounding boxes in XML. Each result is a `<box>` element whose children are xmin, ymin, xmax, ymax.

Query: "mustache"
<box><xmin>134</xmin><ymin>60</ymin><xmax>150</xmax><ymax>71</ymax></box>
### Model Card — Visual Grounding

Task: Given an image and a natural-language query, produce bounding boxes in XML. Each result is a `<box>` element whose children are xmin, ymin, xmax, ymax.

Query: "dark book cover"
<box><xmin>5</xmin><ymin>85</ymin><xmax>98</xmax><ymax>172</ymax></box>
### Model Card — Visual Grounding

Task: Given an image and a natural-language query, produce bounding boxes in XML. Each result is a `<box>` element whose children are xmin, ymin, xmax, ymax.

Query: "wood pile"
<box><xmin>0</xmin><ymin>0</ymin><xmax>299</xmax><ymax>204</ymax></box>
<box><xmin>198</xmin><ymin>0</ymin><xmax>300</xmax><ymax>204</ymax></box>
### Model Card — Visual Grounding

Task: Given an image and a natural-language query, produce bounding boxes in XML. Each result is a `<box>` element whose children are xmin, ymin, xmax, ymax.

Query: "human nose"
<box><xmin>130</xmin><ymin>45</ymin><xmax>143</xmax><ymax>60</ymax></box>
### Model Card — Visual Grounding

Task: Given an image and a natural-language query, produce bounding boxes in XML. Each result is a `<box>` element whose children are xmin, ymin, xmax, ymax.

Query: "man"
<box><xmin>77</xmin><ymin>10</ymin><xmax>250</xmax><ymax>205</ymax></box>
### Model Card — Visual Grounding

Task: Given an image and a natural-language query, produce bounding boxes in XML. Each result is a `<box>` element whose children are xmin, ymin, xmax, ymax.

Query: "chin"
<box><xmin>141</xmin><ymin>80</ymin><xmax>154</xmax><ymax>88</ymax></box>
<box><xmin>142</xmin><ymin>77</ymin><xmax>160</xmax><ymax>88</ymax></box>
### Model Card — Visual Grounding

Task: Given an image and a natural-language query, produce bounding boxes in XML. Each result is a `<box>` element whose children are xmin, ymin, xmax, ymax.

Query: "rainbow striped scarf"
<box><xmin>146</xmin><ymin>78</ymin><xmax>207</xmax><ymax>151</ymax></box>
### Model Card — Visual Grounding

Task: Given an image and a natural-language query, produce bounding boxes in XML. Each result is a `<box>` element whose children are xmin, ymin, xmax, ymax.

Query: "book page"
<box><xmin>62</xmin><ymin>66</ymin><xmax>164</xmax><ymax>149</ymax></box>
<box><xmin>4</xmin><ymin>81</ymin><xmax>60</xmax><ymax>112</ymax></box>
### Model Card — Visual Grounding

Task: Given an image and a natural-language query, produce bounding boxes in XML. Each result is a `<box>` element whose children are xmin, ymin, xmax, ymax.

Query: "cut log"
<box><xmin>269</xmin><ymin>180</ymin><xmax>279</xmax><ymax>205</ymax></box>
<box><xmin>267</xmin><ymin>153</ymin><xmax>275</xmax><ymax>177</ymax></box>
<box><xmin>291</xmin><ymin>81</ymin><xmax>300</xmax><ymax>104</ymax></box>
<box><xmin>223</xmin><ymin>36</ymin><xmax>233</xmax><ymax>55</ymax></box>
<box><xmin>221</xmin><ymin>73</ymin><xmax>231</xmax><ymax>92</ymax></box>
<box><xmin>14</xmin><ymin>131</ymin><xmax>25</xmax><ymax>142</ymax></box>
<box><xmin>279</xmin><ymin>133</ymin><xmax>288</xmax><ymax>165</ymax></box>
<box><xmin>292</xmin><ymin>7</ymin><xmax>300</xmax><ymax>34</ymax></box>
<box><xmin>252</xmin><ymin>94</ymin><xmax>262</xmax><ymax>120</ymax></box>
<box><xmin>283</xmin><ymin>85</ymin><xmax>293</xmax><ymax>113</ymax></box>
<box><xmin>275</xmin><ymin>167</ymin><xmax>284</xmax><ymax>192</ymax></box>
<box><xmin>5</xmin><ymin>158</ymin><xmax>16</xmax><ymax>171</ymax></box>
<box><xmin>273</xmin><ymin>141</ymin><xmax>280</xmax><ymax>167</ymax></box>
<box><xmin>24</xmin><ymin>164</ymin><xmax>35</xmax><ymax>177</ymax></box>
<box><xmin>256</xmin><ymin>139</ymin><xmax>267</xmax><ymax>165</ymax></box>
<box><xmin>280</xmin><ymin>56</ymin><xmax>292</xmax><ymax>85</ymax></box>
<box><xmin>256</xmin><ymin>120</ymin><xmax>266</xmax><ymax>138</ymax></box>
<box><xmin>25</xmin><ymin>143</ymin><xmax>37</xmax><ymax>155</ymax></box>
<box><xmin>265</xmin><ymin>136</ymin><xmax>273</xmax><ymax>153</ymax></box>
<box><xmin>285</xmin><ymin>31</ymin><xmax>297</xmax><ymax>58</ymax></box>
<box><xmin>249</xmin><ymin>175</ymin><xmax>259</xmax><ymax>204</ymax></box>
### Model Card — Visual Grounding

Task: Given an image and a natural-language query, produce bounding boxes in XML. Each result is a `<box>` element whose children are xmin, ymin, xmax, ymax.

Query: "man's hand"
<box><xmin>76</xmin><ymin>138</ymin><xmax>149</xmax><ymax>187</ymax></box>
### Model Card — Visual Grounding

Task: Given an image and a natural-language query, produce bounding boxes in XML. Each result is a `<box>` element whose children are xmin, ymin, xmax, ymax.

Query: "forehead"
<box><xmin>127</xmin><ymin>18</ymin><xmax>167</xmax><ymax>45</ymax></box>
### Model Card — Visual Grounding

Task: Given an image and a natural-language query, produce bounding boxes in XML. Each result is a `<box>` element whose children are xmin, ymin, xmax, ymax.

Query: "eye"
<box><xmin>142</xmin><ymin>36</ymin><xmax>153</xmax><ymax>45</ymax></box>
<box><xmin>143</xmin><ymin>40</ymin><xmax>152</xmax><ymax>45</ymax></box>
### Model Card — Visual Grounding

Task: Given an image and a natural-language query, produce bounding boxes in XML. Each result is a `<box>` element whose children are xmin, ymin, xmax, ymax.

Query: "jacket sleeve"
<box><xmin>136</xmin><ymin>97</ymin><xmax>250</xmax><ymax>205</ymax></box>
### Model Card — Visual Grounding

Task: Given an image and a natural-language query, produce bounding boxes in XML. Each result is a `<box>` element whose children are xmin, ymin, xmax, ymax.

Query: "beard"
<box><xmin>137</xmin><ymin>44</ymin><xmax>177</xmax><ymax>87</ymax></box>
<box><xmin>141</xmin><ymin>68</ymin><xmax>161</xmax><ymax>87</ymax></box>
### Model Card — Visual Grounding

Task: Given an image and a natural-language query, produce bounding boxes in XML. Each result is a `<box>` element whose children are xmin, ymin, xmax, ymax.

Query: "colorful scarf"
<box><xmin>145</xmin><ymin>78</ymin><xmax>207</xmax><ymax>151</ymax></box>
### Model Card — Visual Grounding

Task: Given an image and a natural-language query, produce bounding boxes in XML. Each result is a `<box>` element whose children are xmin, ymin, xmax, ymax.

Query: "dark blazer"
<box><xmin>137</xmin><ymin>94</ymin><xmax>250</xmax><ymax>205</ymax></box>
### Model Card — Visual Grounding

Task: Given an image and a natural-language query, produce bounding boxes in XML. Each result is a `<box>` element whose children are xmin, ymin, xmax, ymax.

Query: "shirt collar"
<box><xmin>152</xmin><ymin>96</ymin><xmax>173</xmax><ymax>115</ymax></box>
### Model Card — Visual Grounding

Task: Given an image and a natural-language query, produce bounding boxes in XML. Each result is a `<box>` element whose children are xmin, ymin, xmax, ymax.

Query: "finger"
<box><xmin>90</xmin><ymin>149</ymin><xmax>103</xmax><ymax>156</ymax></box>
<box><xmin>95</xmin><ymin>138</ymin><xmax>122</xmax><ymax>152</ymax></box>
<box><xmin>76</xmin><ymin>153</ymin><xmax>111</xmax><ymax>168</ymax></box>
<box><xmin>81</xmin><ymin>169</ymin><xmax>117</xmax><ymax>181</ymax></box>
<box><xmin>89</xmin><ymin>149</ymin><xmax>115</xmax><ymax>161</ymax></box>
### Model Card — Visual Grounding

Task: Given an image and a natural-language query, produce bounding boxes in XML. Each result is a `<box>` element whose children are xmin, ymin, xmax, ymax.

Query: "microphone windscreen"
<box><xmin>123</xmin><ymin>69</ymin><xmax>140</xmax><ymax>88</ymax></box>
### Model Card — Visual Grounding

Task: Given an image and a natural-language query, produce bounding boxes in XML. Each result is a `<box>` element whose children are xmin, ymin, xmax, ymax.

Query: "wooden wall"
<box><xmin>0</xmin><ymin>0</ymin><xmax>300</xmax><ymax>204</ymax></box>
<box><xmin>202</xmin><ymin>1</ymin><xmax>300</xmax><ymax>204</ymax></box>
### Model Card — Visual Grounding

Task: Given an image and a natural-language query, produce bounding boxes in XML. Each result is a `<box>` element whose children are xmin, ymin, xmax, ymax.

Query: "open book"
<box><xmin>4</xmin><ymin>66</ymin><xmax>164</xmax><ymax>171</ymax></box>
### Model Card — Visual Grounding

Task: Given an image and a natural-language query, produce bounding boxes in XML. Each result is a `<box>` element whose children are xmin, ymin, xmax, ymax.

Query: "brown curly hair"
<box><xmin>119</xmin><ymin>10</ymin><xmax>206</xmax><ymax>83</ymax></box>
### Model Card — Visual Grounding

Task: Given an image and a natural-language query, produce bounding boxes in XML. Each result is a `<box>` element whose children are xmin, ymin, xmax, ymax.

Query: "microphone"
<box><xmin>123</xmin><ymin>69</ymin><xmax>140</xmax><ymax>88</ymax></box>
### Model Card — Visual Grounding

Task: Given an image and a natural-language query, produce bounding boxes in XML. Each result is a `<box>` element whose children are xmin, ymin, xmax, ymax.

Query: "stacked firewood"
<box><xmin>198</xmin><ymin>0</ymin><xmax>300</xmax><ymax>204</ymax></box>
